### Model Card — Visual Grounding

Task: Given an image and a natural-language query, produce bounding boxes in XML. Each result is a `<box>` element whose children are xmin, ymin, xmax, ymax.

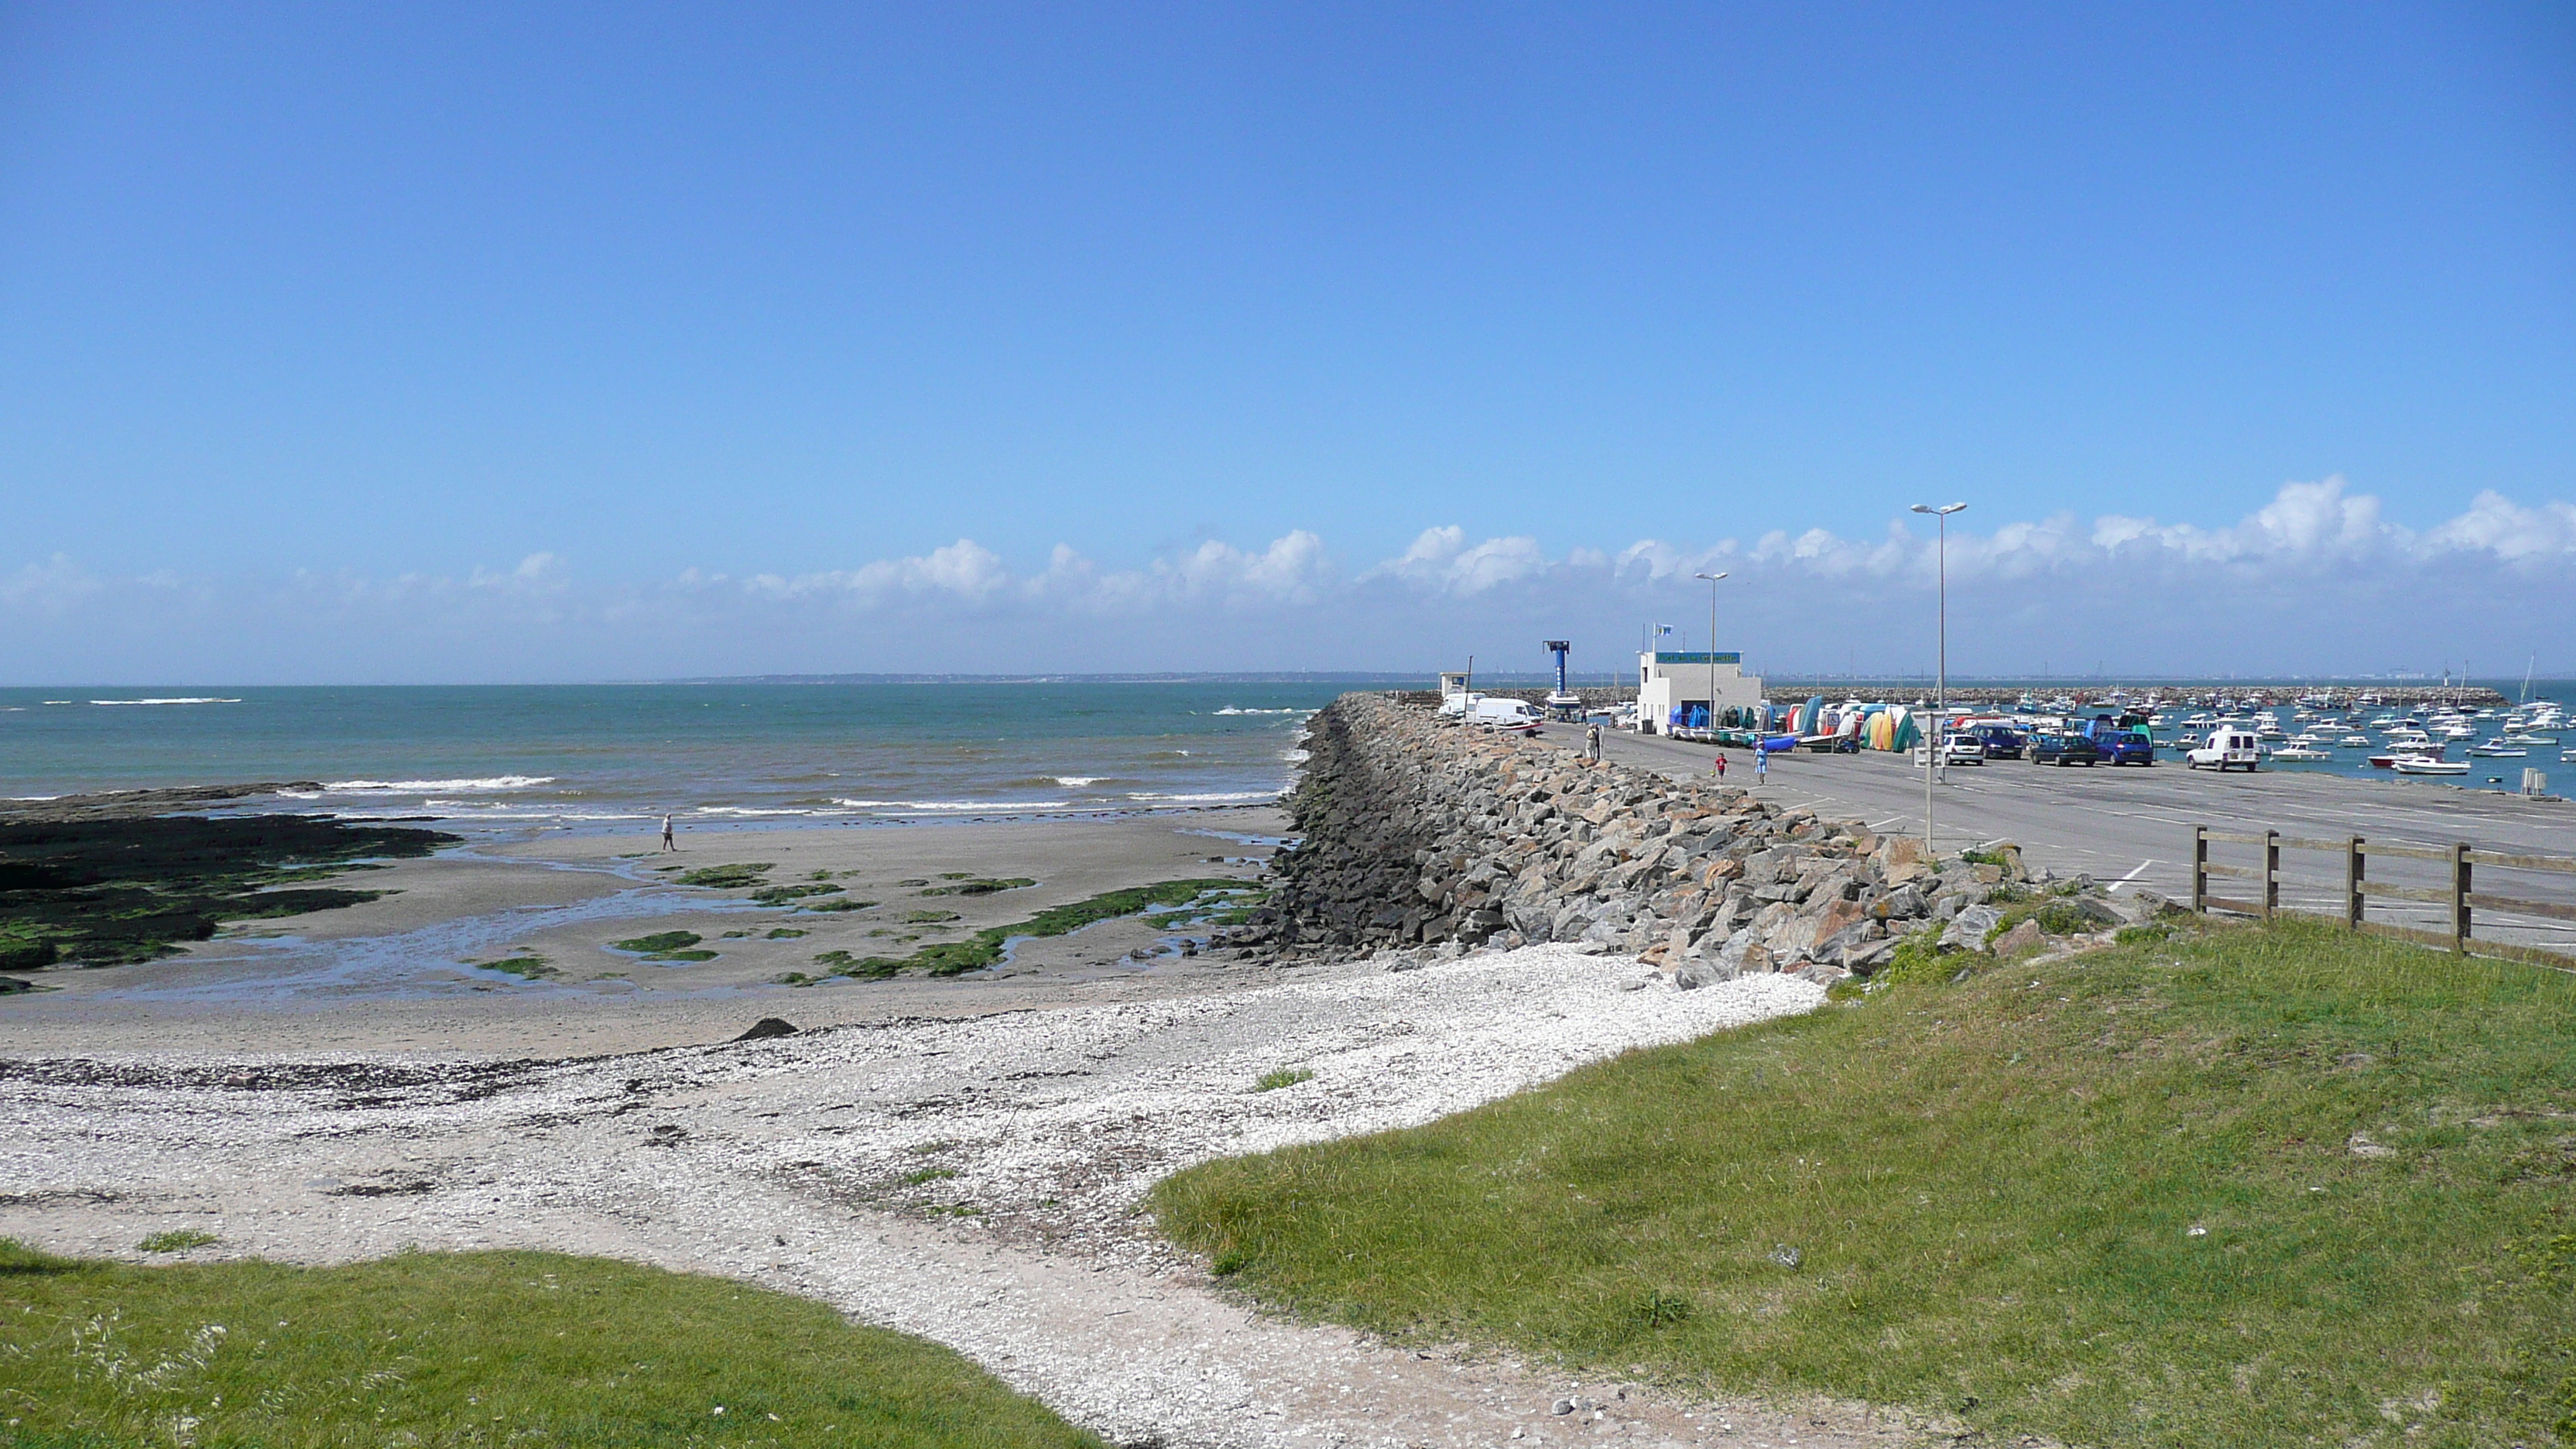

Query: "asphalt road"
<box><xmin>1581</xmin><ymin>726</ymin><xmax>2576</xmax><ymax>956</ymax></box>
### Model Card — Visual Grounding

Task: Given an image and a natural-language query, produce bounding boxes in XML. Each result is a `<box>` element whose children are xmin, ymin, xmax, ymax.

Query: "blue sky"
<box><xmin>4</xmin><ymin>3</ymin><xmax>2571</xmax><ymax>682</ymax></box>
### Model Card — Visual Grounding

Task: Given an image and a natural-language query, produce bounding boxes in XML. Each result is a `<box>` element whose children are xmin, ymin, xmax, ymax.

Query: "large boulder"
<box><xmin>1941</xmin><ymin>903</ymin><xmax>2006</xmax><ymax>952</ymax></box>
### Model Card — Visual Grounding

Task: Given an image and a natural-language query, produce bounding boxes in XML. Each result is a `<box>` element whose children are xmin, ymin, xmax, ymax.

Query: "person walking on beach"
<box><xmin>659</xmin><ymin>814</ymin><xmax>677</xmax><ymax>851</ymax></box>
<box><xmin>1714</xmin><ymin>752</ymin><xmax>1728</xmax><ymax>782</ymax></box>
<box><xmin>1754</xmin><ymin>748</ymin><xmax>1768</xmax><ymax>786</ymax></box>
<box><xmin>1585</xmin><ymin>723</ymin><xmax>1602</xmax><ymax>762</ymax></box>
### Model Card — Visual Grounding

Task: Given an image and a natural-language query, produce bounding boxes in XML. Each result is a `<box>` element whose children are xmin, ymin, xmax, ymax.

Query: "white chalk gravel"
<box><xmin>2</xmin><ymin>944</ymin><xmax>1926</xmax><ymax>1447</ymax></box>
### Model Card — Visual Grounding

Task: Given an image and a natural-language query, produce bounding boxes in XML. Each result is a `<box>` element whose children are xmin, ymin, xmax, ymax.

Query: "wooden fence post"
<box><xmin>2452</xmin><ymin>842</ymin><xmax>2472</xmax><ymax>954</ymax></box>
<box><xmin>2263</xmin><ymin>830</ymin><xmax>2280</xmax><ymax>920</ymax></box>
<box><xmin>2192</xmin><ymin>826</ymin><xmax>2208</xmax><ymax>913</ymax></box>
<box><xmin>2345</xmin><ymin>836</ymin><xmax>2365</xmax><ymax>930</ymax></box>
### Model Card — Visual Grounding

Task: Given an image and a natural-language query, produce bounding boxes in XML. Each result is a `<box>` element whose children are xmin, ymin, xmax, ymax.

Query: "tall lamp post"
<box><xmin>1693</xmin><ymin>571</ymin><xmax>1728</xmax><ymax>728</ymax></box>
<box><xmin>1910</xmin><ymin>502</ymin><xmax>1966</xmax><ymax>858</ymax></box>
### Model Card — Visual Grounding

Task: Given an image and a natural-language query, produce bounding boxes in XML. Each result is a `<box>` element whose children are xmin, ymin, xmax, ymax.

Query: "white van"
<box><xmin>1471</xmin><ymin>697</ymin><xmax>1544</xmax><ymax>734</ymax></box>
<box><xmin>2187</xmin><ymin>728</ymin><xmax>2261</xmax><ymax>772</ymax></box>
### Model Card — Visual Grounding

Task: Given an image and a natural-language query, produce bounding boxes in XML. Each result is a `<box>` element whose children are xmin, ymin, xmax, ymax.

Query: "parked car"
<box><xmin>1941</xmin><ymin>735</ymin><xmax>1986</xmax><ymax>766</ymax></box>
<box><xmin>2031</xmin><ymin>732</ymin><xmax>2102</xmax><ymax>766</ymax></box>
<box><xmin>1969</xmin><ymin>725</ymin><xmax>2027</xmax><ymax>759</ymax></box>
<box><xmin>2187</xmin><ymin>728</ymin><xmax>2262</xmax><ymax>772</ymax></box>
<box><xmin>2098</xmin><ymin>729</ymin><xmax>2156</xmax><ymax>766</ymax></box>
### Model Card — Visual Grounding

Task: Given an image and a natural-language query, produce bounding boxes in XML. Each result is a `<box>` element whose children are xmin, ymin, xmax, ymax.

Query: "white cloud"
<box><xmin>1</xmin><ymin>553</ymin><xmax>105</xmax><ymax>611</ymax></box>
<box><xmin>6</xmin><ymin>478</ymin><xmax>2572</xmax><ymax>681</ymax></box>
<box><xmin>2424</xmin><ymin>490</ymin><xmax>2576</xmax><ymax>561</ymax></box>
<box><xmin>1364</xmin><ymin>526</ymin><xmax>1550</xmax><ymax>595</ymax></box>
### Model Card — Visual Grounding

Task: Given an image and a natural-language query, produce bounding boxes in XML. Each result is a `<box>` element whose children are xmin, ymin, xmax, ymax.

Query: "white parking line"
<box><xmin>2104</xmin><ymin>860</ymin><xmax>2156</xmax><ymax>892</ymax></box>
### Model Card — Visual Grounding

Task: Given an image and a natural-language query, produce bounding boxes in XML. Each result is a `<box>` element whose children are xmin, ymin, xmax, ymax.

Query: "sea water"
<box><xmin>0</xmin><ymin>680</ymin><xmax>1365</xmax><ymax>831</ymax></box>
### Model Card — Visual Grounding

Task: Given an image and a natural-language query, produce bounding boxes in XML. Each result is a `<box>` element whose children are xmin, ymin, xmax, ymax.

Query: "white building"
<box><xmin>1636</xmin><ymin>650</ymin><xmax>1765</xmax><ymax>735</ymax></box>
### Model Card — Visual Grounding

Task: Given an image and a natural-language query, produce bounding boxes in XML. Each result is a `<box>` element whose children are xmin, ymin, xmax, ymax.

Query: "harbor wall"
<box><xmin>1227</xmin><ymin>694</ymin><xmax>2163</xmax><ymax>984</ymax></box>
<box><xmin>1391</xmin><ymin>685</ymin><xmax>2512</xmax><ymax>711</ymax></box>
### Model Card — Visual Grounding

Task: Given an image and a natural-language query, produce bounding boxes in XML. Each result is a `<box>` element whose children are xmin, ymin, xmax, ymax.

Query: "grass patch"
<box><xmin>810</xmin><ymin>879</ymin><xmax>1248</xmax><ymax>981</ymax></box>
<box><xmin>0</xmin><ymin>1242</ymin><xmax>1101</xmax><ymax>1447</ymax></box>
<box><xmin>1153</xmin><ymin>920</ymin><xmax>2576</xmax><ymax>1447</ymax></box>
<box><xmin>673</xmin><ymin>863</ymin><xmax>774</xmax><ymax>890</ymax></box>
<box><xmin>918</xmin><ymin>878</ymin><xmax>1036</xmax><ymax>897</ymax></box>
<box><xmin>135</xmin><ymin>1231</ymin><xmax>218</xmax><ymax>1254</ymax></box>
<box><xmin>902</xmin><ymin>1168</ymin><xmax>961</xmax><ymax>1186</ymax></box>
<box><xmin>1253</xmin><ymin>1067</ymin><xmax>1315</xmax><ymax>1092</ymax></box>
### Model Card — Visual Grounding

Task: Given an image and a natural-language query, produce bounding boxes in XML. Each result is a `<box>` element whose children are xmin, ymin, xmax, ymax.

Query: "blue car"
<box><xmin>2097</xmin><ymin>729</ymin><xmax>2157</xmax><ymax>766</ymax></box>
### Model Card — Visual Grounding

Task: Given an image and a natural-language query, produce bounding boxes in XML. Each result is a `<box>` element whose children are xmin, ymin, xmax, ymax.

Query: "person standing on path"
<box><xmin>659</xmin><ymin>814</ymin><xmax>677</xmax><ymax>851</ymax></box>
<box><xmin>1714</xmin><ymin>752</ymin><xmax>1728</xmax><ymax>782</ymax></box>
<box><xmin>1754</xmin><ymin>748</ymin><xmax>1768</xmax><ymax>786</ymax></box>
<box><xmin>1586</xmin><ymin>723</ymin><xmax>1602</xmax><ymax>762</ymax></box>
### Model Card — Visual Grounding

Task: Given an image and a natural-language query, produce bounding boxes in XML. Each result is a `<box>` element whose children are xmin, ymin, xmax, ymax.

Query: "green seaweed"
<box><xmin>800</xmin><ymin>897</ymin><xmax>873</xmax><ymax>913</ymax></box>
<box><xmin>750</xmin><ymin>882</ymin><xmax>843</xmax><ymax>906</ymax></box>
<box><xmin>815</xmin><ymin>879</ymin><xmax>1248</xmax><ymax>981</ymax></box>
<box><xmin>0</xmin><ymin>815</ymin><xmax>457</xmax><ymax>967</ymax></box>
<box><xmin>673</xmin><ymin>863</ymin><xmax>774</xmax><ymax>889</ymax></box>
<box><xmin>611</xmin><ymin>930</ymin><xmax>702</xmax><ymax>954</ymax></box>
<box><xmin>902</xmin><ymin>909</ymin><xmax>964</xmax><ymax>924</ymax></box>
<box><xmin>765</xmin><ymin>927</ymin><xmax>809</xmax><ymax>940</ymax></box>
<box><xmin>919</xmin><ymin>877</ymin><xmax>1037</xmax><ymax>897</ymax></box>
<box><xmin>473</xmin><ymin>954</ymin><xmax>557</xmax><ymax>981</ymax></box>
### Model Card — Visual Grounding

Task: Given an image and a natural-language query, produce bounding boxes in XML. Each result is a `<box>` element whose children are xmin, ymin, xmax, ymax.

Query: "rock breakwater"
<box><xmin>1227</xmin><ymin>694</ymin><xmax>2167</xmax><ymax>983</ymax></box>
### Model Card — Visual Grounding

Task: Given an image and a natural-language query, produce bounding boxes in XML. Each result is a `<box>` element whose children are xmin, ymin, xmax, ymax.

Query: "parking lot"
<box><xmin>1589</xmin><ymin>726</ymin><xmax>2576</xmax><ymax>959</ymax></box>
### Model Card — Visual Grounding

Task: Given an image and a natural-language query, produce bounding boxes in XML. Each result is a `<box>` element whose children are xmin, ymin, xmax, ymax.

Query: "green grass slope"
<box><xmin>1154</xmin><ymin>921</ymin><xmax>2576</xmax><ymax>1447</ymax></box>
<box><xmin>0</xmin><ymin>1245</ymin><xmax>1101</xmax><ymax>1448</ymax></box>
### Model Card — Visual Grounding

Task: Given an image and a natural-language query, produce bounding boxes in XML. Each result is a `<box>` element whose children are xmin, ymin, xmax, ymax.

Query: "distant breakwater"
<box><xmin>1389</xmin><ymin>684</ymin><xmax>2511</xmax><ymax>710</ymax></box>
<box><xmin>1224</xmin><ymin>694</ymin><xmax>2165</xmax><ymax>982</ymax></box>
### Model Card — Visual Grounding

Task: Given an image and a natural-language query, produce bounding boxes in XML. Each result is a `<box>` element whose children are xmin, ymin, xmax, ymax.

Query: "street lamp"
<box><xmin>1693</xmin><ymin>571</ymin><xmax>1728</xmax><ymax>729</ymax></box>
<box><xmin>1910</xmin><ymin>502</ymin><xmax>1967</xmax><ymax>858</ymax></box>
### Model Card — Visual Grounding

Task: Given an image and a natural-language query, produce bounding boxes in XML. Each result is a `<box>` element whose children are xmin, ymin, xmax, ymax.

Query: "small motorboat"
<box><xmin>2338</xmin><ymin>733</ymin><xmax>2372</xmax><ymax>747</ymax></box>
<box><xmin>2502</xmin><ymin>732</ymin><xmax>2558</xmax><ymax>746</ymax></box>
<box><xmin>2468</xmin><ymin>742</ymin><xmax>2526</xmax><ymax>758</ymax></box>
<box><xmin>2269</xmin><ymin>745</ymin><xmax>2332</xmax><ymax>762</ymax></box>
<box><xmin>2393</xmin><ymin>756</ymin><xmax>2470</xmax><ymax>776</ymax></box>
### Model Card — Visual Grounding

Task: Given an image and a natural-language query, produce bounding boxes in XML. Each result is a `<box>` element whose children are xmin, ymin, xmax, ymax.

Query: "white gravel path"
<box><xmin>2</xmin><ymin>945</ymin><xmax>1923</xmax><ymax>1447</ymax></box>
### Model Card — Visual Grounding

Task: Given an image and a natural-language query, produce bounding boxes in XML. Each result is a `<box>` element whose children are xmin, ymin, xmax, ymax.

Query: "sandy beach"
<box><xmin>0</xmin><ymin>807</ymin><xmax>1290</xmax><ymax>1058</ymax></box>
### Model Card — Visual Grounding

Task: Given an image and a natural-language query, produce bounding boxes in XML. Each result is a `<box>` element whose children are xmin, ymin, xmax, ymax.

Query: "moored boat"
<box><xmin>2393</xmin><ymin>757</ymin><xmax>2470</xmax><ymax>776</ymax></box>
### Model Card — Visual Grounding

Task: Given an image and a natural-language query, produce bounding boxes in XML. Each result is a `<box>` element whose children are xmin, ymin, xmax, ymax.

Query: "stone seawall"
<box><xmin>1230</xmin><ymin>694</ymin><xmax>2165</xmax><ymax>984</ymax></box>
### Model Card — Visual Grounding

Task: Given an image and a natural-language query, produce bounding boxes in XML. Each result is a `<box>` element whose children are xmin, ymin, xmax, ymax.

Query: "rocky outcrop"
<box><xmin>1227</xmin><ymin>694</ymin><xmax>2166</xmax><ymax>985</ymax></box>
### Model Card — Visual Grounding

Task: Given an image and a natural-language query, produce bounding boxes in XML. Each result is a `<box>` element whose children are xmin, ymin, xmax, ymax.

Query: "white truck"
<box><xmin>1469</xmin><ymin>697</ymin><xmax>1545</xmax><ymax>735</ymax></box>
<box><xmin>2187</xmin><ymin>728</ymin><xmax>2261</xmax><ymax>772</ymax></box>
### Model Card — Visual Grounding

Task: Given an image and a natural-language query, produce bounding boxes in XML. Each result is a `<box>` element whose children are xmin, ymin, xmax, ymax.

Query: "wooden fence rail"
<box><xmin>2191</xmin><ymin>825</ymin><xmax>2576</xmax><ymax>970</ymax></box>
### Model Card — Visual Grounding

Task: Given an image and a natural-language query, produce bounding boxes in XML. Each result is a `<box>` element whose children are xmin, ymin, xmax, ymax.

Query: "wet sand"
<box><xmin>0</xmin><ymin>807</ymin><xmax>1290</xmax><ymax>1058</ymax></box>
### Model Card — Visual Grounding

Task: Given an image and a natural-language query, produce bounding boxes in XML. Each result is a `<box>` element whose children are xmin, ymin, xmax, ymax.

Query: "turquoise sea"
<box><xmin>0</xmin><ymin>681</ymin><xmax>1368</xmax><ymax>833</ymax></box>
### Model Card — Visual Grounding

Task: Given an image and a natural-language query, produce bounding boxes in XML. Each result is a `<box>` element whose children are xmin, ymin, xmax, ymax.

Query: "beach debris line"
<box><xmin>0</xmin><ymin>814</ymin><xmax>458</xmax><ymax>969</ymax></box>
